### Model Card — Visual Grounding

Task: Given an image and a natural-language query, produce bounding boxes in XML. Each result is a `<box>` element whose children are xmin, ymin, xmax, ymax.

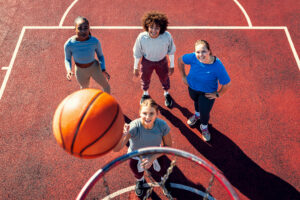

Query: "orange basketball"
<box><xmin>52</xmin><ymin>89</ymin><xmax>124</xmax><ymax>159</ymax></box>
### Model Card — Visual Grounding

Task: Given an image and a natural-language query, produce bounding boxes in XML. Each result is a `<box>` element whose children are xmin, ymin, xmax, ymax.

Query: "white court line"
<box><xmin>59</xmin><ymin>0</ymin><xmax>79</xmax><ymax>27</ymax></box>
<box><xmin>57</xmin><ymin>0</ymin><xmax>252</xmax><ymax>27</ymax></box>
<box><xmin>0</xmin><ymin>25</ymin><xmax>299</xmax><ymax>100</ymax></box>
<box><xmin>24</xmin><ymin>25</ymin><xmax>287</xmax><ymax>30</ymax></box>
<box><xmin>57</xmin><ymin>0</ymin><xmax>253</xmax><ymax>28</ymax></box>
<box><xmin>1</xmin><ymin>67</ymin><xmax>9</xmax><ymax>70</ymax></box>
<box><xmin>233</xmin><ymin>0</ymin><xmax>252</xmax><ymax>27</ymax></box>
<box><xmin>0</xmin><ymin>27</ymin><xmax>26</xmax><ymax>100</ymax></box>
<box><xmin>284</xmin><ymin>27</ymin><xmax>300</xmax><ymax>69</ymax></box>
<box><xmin>57</xmin><ymin>0</ymin><xmax>252</xmax><ymax>28</ymax></box>
<box><xmin>102</xmin><ymin>183</ymin><xmax>215</xmax><ymax>200</ymax></box>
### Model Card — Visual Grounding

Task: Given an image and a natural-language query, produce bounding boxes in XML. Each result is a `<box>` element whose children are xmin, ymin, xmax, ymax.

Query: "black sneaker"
<box><xmin>135</xmin><ymin>179</ymin><xmax>147</xmax><ymax>197</ymax></box>
<box><xmin>140</xmin><ymin>95</ymin><xmax>151</xmax><ymax>104</ymax></box>
<box><xmin>164</xmin><ymin>94</ymin><xmax>173</xmax><ymax>108</ymax></box>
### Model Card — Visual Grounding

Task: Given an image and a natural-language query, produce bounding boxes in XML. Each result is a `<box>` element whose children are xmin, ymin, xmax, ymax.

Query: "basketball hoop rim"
<box><xmin>76</xmin><ymin>147</ymin><xmax>240</xmax><ymax>200</ymax></box>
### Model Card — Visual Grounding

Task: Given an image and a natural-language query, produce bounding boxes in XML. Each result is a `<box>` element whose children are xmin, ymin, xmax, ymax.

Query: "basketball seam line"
<box><xmin>70</xmin><ymin>91</ymin><xmax>103</xmax><ymax>154</ymax></box>
<box><xmin>80</xmin><ymin>105</ymin><xmax>120</xmax><ymax>156</ymax></box>
<box><xmin>58</xmin><ymin>96</ymin><xmax>72</xmax><ymax>150</ymax></box>
<box><xmin>59</xmin><ymin>107</ymin><xmax>66</xmax><ymax>149</ymax></box>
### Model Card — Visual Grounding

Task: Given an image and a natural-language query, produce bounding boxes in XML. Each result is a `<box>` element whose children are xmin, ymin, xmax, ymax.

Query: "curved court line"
<box><xmin>59</xmin><ymin>0</ymin><xmax>79</xmax><ymax>27</ymax></box>
<box><xmin>233</xmin><ymin>0</ymin><xmax>252</xmax><ymax>27</ymax></box>
<box><xmin>58</xmin><ymin>0</ymin><xmax>252</xmax><ymax>28</ymax></box>
<box><xmin>102</xmin><ymin>183</ymin><xmax>215</xmax><ymax>200</ymax></box>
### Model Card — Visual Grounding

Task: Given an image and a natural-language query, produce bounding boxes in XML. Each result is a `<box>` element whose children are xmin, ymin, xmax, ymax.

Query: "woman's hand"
<box><xmin>66</xmin><ymin>71</ymin><xmax>73</xmax><ymax>81</ymax></box>
<box><xmin>123</xmin><ymin>123</ymin><xmax>130</xmax><ymax>136</ymax></box>
<box><xmin>182</xmin><ymin>76</ymin><xmax>188</xmax><ymax>86</ymax></box>
<box><xmin>168</xmin><ymin>67</ymin><xmax>174</xmax><ymax>76</ymax></box>
<box><xmin>113</xmin><ymin>123</ymin><xmax>130</xmax><ymax>152</ymax></box>
<box><xmin>205</xmin><ymin>92</ymin><xmax>218</xmax><ymax>99</ymax></box>
<box><xmin>133</xmin><ymin>68</ymin><xmax>139</xmax><ymax>77</ymax></box>
<box><xmin>102</xmin><ymin>71</ymin><xmax>110</xmax><ymax>81</ymax></box>
<box><xmin>205</xmin><ymin>82</ymin><xmax>231</xmax><ymax>100</ymax></box>
<box><xmin>140</xmin><ymin>156</ymin><xmax>155</xmax><ymax>170</ymax></box>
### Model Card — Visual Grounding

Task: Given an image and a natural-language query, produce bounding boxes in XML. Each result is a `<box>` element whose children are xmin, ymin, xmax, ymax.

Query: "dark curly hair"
<box><xmin>141</xmin><ymin>11</ymin><xmax>169</xmax><ymax>34</ymax></box>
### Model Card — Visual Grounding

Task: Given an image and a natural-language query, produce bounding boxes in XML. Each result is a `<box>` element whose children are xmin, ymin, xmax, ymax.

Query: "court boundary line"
<box><xmin>101</xmin><ymin>182</ymin><xmax>215</xmax><ymax>200</ymax></box>
<box><xmin>0</xmin><ymin>25</ymin><xmax>299</xmax><ymax>100</ymax></box>
<box><xmin>0</xmin><ymin>27</ymin><xmax>26</xmax><ymax>100</ymax></box>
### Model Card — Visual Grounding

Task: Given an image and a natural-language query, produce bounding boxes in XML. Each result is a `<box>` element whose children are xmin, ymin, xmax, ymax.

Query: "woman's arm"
<box><xmin>217</xmin><ymin>81</ymin><xmax>231</xmax><ymax>97</ymax></box>
<box><xmin>168</xmin><ymin>55</ymin><xmax>175</xmax><ymax>75</ymax></box>
<box><xmin>177</xmin><ymin>56</ymin><xmax>188</xmax><ymax>85</ymax></box>
<box><xmin>205</xmin><ymin>81</ymin><xmax>232</xmax><ymax>99</ymax></box>
<box><xmin>64</xmin><ymin>43</ymin><xmax>73</xmax><ymax>80</ymax></box>
<box><xmin>113</xmin><ymin>124</ymin><xmax>131</xmax><ymax>152</ymax></box>
<box><xmin>162</xmin><ymin>133</ymin><xmax>172</xmax><ymax>147</ymax></box>
<box><xmin>133</xmin><ymin>57</ymin><xmax>141</xmax><ymax>77</ymax></box>
<box><xmin>95</xmin><ymin>39</ymin><xmax>106</xmax><ymax>71</ymax></box>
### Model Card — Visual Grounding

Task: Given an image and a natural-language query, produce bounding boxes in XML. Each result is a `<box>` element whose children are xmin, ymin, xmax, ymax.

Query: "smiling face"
<box><xmin>75</xmin><ymin>19</ymin><xmax>90</xmax><ymax>41</ymax></box>
<box><xmin>148</xmin><ymin>23</ymin><xmax>161</xmax><ymax>38</ymax></box>
<box><xmin>140</xmin><ymin>105</ymin><xmax>158</xmax><ymax>129</ymax></box>
<box><xmin>195</xmin><ymin>43</ymin><xmax>211</xmax><ymax>63</ymax></box>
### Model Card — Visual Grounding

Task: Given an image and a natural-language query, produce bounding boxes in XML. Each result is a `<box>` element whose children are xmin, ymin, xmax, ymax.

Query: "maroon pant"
<box><xmin>129</xmin><ymin>156</ymin><xmax>168</xmax><ymax>180</ymax></box>
<box><xmin>140</xmin><ymin>57</ymin><xmax>170</xmax><ymax>91</ymax></box>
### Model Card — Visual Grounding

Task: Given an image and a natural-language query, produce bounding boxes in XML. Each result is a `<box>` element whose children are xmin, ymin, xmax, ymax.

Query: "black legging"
<box><xmin>188</xmin><ymin>87</ymin><xmax>215</xmax><ymax>125</ymax></box>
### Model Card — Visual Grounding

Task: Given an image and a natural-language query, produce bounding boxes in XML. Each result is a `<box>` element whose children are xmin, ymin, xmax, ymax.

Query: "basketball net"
<box><xmin>76</xmin><ymin>147</ymin><xmax>240</xmax><ymax>200</ymax></box>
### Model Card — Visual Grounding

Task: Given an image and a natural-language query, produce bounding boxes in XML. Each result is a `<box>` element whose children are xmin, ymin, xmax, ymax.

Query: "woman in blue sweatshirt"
<box><xmin>64</xmin><ymin>16</ymin><xmax>110</xmax><ymax>93</ymax></box>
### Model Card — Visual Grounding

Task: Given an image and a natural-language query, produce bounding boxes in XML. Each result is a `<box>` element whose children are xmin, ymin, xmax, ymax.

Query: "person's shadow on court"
<box><xmin>158</xmin><ymin>102</ymin><xmax>300</xmax><ymax>200</ymax></box>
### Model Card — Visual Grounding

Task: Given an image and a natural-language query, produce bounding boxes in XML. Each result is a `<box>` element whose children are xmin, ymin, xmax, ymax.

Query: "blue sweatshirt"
<box><xmin>64</xmin><ymin>35</ymin><xmax>105</xmax><ymax>71</ymax></box>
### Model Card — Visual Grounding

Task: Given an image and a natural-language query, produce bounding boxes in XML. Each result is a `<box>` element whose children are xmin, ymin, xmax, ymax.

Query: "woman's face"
<box><xmin>75</xmin><ymin>20</ymin><xmax>90</xmax><ymax>41</ymax></box>
<box><xmin>140</xmin><ymin>106</ymin><xmax>157</xmax><ymax>128</ymax></box>
<box><xmin>195</xmin><ymin>44</ymin><xmax>211</xmax><ymax>63</ymax></box>
<box><xmin>148</xmin><ymin>23</ymin><xmax>160</xmax><ymax>38</ymax></box>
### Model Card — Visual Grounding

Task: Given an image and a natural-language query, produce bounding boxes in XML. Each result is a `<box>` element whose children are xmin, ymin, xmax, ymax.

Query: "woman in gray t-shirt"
<box><xmin>114</xmin><ymin>99</ymin><xmax>172</xmax><ymax>197</ymax></box>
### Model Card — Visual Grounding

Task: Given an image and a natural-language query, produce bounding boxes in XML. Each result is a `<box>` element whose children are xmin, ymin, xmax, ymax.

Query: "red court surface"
<box><xmin>0</xmin><ymin>0</ymin><xmax>299</xmax><ymax>199</ymax></box>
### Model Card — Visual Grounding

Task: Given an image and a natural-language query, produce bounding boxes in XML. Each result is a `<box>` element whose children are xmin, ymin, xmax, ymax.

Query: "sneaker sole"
<box><xmin>187</xmin><ymin>120</ymin><xmax>197</xmax><ymax>126</ymax></box>
<box><xmin>201</xmin><ymin>134</ymin><xmax>211</xmax><ymax>142</ymax></box>
<box><xmin>165</xmin><ymin>100</ymin><xmax>173</xmax><ymax>108</ymax></box>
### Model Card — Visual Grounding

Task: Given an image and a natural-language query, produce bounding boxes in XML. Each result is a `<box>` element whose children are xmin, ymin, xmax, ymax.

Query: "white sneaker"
<box><xmin>187</xmin><ymin>114</ymin><xmax>200</xmax><ymax>126</ymax></box>
<box><xmin>200</xmin><ymin>126</ymin><xmax>211</xmax><ymax>142</ymax></box>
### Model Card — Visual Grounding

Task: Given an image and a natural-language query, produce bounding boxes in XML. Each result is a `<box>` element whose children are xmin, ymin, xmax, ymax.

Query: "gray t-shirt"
<box><xmin>133</xmin><ymin>31</ymin><xmax>176</xmax><ymax>61</ymax></box>
<box><xmin>128</xmin><ymin>118</ymin><xmax>170</xmax><ymax>153</ymax></box>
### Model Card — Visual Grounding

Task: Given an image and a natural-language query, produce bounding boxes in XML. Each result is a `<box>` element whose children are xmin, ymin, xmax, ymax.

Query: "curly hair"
<box><xmin>141</xmin><ymin>11</ymin><xmax>169</xmax><ymax>34</ymax></box>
